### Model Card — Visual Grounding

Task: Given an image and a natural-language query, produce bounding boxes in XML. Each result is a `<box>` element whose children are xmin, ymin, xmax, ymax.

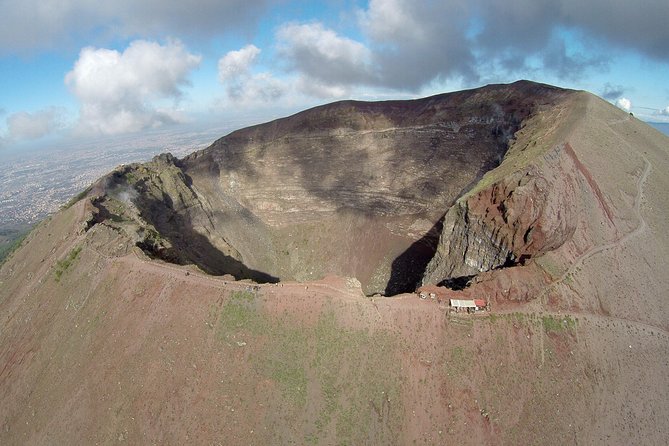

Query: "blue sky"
<box><xmin>0</xmin><ymin>0</ymin><xmax>668</xmax><ymax>153</ymax></box>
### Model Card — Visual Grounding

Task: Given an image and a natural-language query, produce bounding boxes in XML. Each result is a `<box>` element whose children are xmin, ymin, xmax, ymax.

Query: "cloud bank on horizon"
<box><xmin>0</xmin><ymin>0</ymin><xmax>668</xmax><ymax>142</ymax></box>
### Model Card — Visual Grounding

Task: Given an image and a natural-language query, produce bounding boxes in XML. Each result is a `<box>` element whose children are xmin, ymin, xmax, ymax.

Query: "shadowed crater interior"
<box><xmin>89</xmin><ymin>81</ymin><xmax>569</xmax><ymax>295</ymax></box>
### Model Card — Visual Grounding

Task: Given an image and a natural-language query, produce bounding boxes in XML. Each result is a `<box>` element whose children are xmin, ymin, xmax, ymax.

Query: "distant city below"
<box><xmin>0</xmin><ymin>124</ymin><xmax>237</xmax><ymax>229</ymax></box>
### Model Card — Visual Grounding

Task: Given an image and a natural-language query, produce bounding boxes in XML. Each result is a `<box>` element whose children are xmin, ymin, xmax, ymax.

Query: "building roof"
<box><xmin>450</xmin><ymin>299</ymin><xmax>477</xmax><ymax>308</ymax></box>
<box><xmin>450</xmin><ymin>299</ymin><xmax>487</xmax><ymax>308</ymax></box>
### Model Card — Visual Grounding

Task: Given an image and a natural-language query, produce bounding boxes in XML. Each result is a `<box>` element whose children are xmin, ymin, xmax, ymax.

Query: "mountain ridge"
<box><xmin>2</xmin><ymin>81</ymin><xmax>669</xmax><ymax>445</ymax></box>
<box><xmin>85</xmin><ymin>80</ymin><xmax>575</xmax><ymax>295</ymax></box>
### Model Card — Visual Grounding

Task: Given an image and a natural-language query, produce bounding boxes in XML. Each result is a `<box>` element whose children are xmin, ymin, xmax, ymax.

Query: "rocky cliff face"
<box><xmin>78</xmin><ymin>81</ymin><xmax>630</xmax><ymax>300</ymax></box>
<box><xmin>86</xmin><ymin>153</ymin><xmax>278</xmax><ymax>282</ymax></box>
<box><xmin>85</xmin><ymin>81</ymin><xmax>573</xmax><ymax>295</ymax></box>
<box><xmin>422</xmin><ymin>90</ymin><xmax>646</xmax><ymax>306</ymax></box>
<box><xmin>422</xmin><ymin>143</ymin><xmax>584</xmax><ymax>285</ymax></box>
<box><xmin>4</xmin><ymin>82</ymin><xmax>669</xmax><ymax>446</ymax></box>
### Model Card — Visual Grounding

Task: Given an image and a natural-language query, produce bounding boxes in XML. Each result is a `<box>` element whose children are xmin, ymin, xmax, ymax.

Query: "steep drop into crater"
<box><xmin>88</xmin><ymin>81</ymin><xmax>573</xmax><ymax>294</ymax></box>
<box><xmin>4</xmin><ymin>80</ymin><xmax>669</xmax><ymax>446</ymax></box>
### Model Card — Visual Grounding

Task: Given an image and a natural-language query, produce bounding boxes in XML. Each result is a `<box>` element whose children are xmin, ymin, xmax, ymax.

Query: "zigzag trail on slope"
<box><xmin>521</xmin><ymin>114</ymin><xmax>662</xmax><ymax>339</ymax></box>
<box><xmin>553</xmin><ymin>155</ymin><xmax>650</xmax><ymax>288</ymax></box>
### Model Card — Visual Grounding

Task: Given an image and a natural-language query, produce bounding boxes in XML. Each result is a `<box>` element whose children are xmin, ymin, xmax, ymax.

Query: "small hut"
<box><xmin>450</xmin><ymin>298</ymin><xmax>487</xmax><ymax>312</ymax></box>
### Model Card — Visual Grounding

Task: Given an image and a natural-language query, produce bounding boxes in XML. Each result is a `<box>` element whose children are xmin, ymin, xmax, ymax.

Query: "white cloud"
<box><xmin>236</xmin><ymin>73</ymin><xmax>285</xmax><ymax>101</ymax></box>
<box><xmin>273</xmin><ymin>14</ymin><xmax>473</xmax><ymax>97</ymax></box>
<box><xmin>225</xmin><ymin>73</ymin><xmax>286</xmax><ymax>103</ymax></box>
<box><xmin>616</xmin><ymin>97</ymin><xmax>632</xmax><ymax>112</ymax></box>
<box><xmin>294</xmin><ymin>76</ymin><xmax>351</xmax><ymax>99</ymax></box>
<box><xmin>6</xmin><ymin>108</ymin><xmax>63</xmax><ymax>140</ymax></box>
<box><xmin>648</xmin><ymin>106</ymin><xmax>669</xmax><ymax>124</ymax></box>
<box><xmin>267</xmin><ymin>0</ymin><xmax>668</xmax><ymax>96</ymax></box>
<box><xmin>65</xmin><ymin>39</ymin><xmax>201</xmax><ymax>135</ymax></box>
<box><xmin>218</xmin><ymin>45</ymin><xmax>261</xmax><ymax>82</ymax></box>
<box><xmin>541</xmin><ymin>38</ymin><xmax>607</xmax><ymax>80</ymax></box>
<box><xmin>218</xmin><ymin>45</ymin><xmax>285</xmax><ymax>103</ymax></box>
<box><xmin>2</xmin><ymin>1</ymin><xmax>667</xmax><ymax>112</ymax></box>
<box><xmin>277</xmin><ymin>22</ymin><xmax>376</xmax><ymax>94</ymax></box>
<box><xmin>361</xmin><ymin>0</ymin><xmax>428</xmax><ymax>43</ymax></box>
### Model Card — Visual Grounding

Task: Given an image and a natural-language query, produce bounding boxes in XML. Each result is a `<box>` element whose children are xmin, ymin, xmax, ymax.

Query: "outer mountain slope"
<box><xmin>1</xmin><ymin>82</ymin><xmax>669</xmax><ymax>445</ymax></box>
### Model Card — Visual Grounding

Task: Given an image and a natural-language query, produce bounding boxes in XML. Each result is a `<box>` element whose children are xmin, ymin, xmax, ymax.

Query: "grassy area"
<box><xmin>62</xmin><ymin>186</ymin><xmax>92</xmax><ymax>210</ymax></box>
<box><xmin>444</xmin><ymin>345</ymin><xmax>472</xmax><ymax>377</ymax></box>
<box><xmin>485</xmin><ymin>312</ymin><xmax>536</xmax><ymax>325</ymax></box>
<box><xmin>54</xmin><ymin>246</ymin><xmax>83</xmax><ymax>282</ymax></box>
<box><xmin>213</xmin><ymin>292</ymin><xmax>404</xmax><ymax>444</ymax></box>
<box><xmin>124</xmin><ymin>171</ymin><xmax>141</xmax><ymax>184</ymax></box>
<box><xmin>217</xmin><ymin>290</ymin><xmax>262</xmax><ymax>337</ymax></box>
<box><xmin>541</xmin><ymin>315</ymin><xmax>577</xmax><ymax>333</ymax></box>
<box><xmin>484</xmin><ymin>311</ymin><xmax>579</xmax><ymax>334</ymax></box>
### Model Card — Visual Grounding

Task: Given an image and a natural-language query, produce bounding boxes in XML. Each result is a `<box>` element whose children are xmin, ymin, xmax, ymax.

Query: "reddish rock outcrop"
<box><xmin>422</xmin><ymin>138</ymin><xmax>618</xmax><ymax>302</ymax></box>
<box><xmin>84</xmin><ymin>81</ymin><xmax>575</xmax><ymax>295</ymax></box>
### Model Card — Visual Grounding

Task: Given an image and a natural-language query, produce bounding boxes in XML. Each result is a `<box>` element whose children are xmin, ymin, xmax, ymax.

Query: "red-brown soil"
<box><xmin>1</xmin><ymin>83</ymin><xmax>669</xmax><ymax>445</ymax></box>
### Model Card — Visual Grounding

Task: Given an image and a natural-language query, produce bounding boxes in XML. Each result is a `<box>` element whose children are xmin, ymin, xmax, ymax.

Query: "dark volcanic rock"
<box><xmin>421</xmin><ymin>144</ymin><xmax>582</xmax><ymax>284</ymax></box>
<box><xmin>5</xmin><ymin>81</ymin><xmax>669</xmax><ymax>446</ymax></box>
<box><xmin>91</xmin><ymin>81</ymin><xmax>573</xmax><ymax>294</ymax></box>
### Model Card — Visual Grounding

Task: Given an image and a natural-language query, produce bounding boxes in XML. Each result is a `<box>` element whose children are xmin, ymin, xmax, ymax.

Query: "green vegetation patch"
<box><xmin>264</xmin><ymin>327</ymin><xmax>309</xmax><ymax>407</ymax></box>
<box><xmin>54</xmin><ymin>246</ymin><xmax>83</xmax><ymax>282</ymax></box>
<box><xmin>310</xmin><ymin>310</ymin><xmax>403</xmax><ymax>445</ymax></box>
<box><xmin>486</xmin><ymin>312</ymin><xmax>535</xmax><ymax>326</ymax></box>
<box><xmin>62</xmin><ymin>186</ymin><xmax>92</xmax><ymax>210</ymax></box>
<box><xmin>444</xmin><ymin>345</ymin><xmax>472</xmax><ymax>377</ymax></box>
<box><xmin>212</xmin><ymin>295</ymin><xmax>404</xmax><ymax>445</ymax></box>
<box><xmin>217</xmin><ymin>290</ymin><xmax>264</xmax><ymax>338</ymax></box>
<box><xmin>216</xmin><ymin>290</ymin><xmax>308</xmax><ymax>406</ymax></box>
<box><xmin>217</xmin><ymin>292</ymin><xmax>308</xmax><ymax>406</ymax></box>
<box><xmin>541</xmin><ymin>315</ymin><xmax>577</xmax><ymax>333</ymax></box>
<box><xmin>124</xmin><ymin>171</ymin><xmax>141</xmax><ymax>184</ymax></box>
